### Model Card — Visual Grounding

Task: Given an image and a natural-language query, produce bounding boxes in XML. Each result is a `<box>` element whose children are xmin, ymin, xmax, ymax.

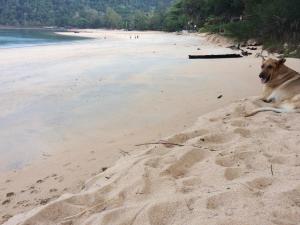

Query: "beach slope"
<box><xmin>4</xmin><ymin>98</ymin><xmax>300</xmax><ymax>225</ymax></box>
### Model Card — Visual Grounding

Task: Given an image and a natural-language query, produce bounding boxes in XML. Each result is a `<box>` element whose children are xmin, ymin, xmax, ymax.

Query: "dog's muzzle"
<box><xmin>259</xmin><ymin>72</ymin><xmax>270</xmax><ymax>84</ymax></box>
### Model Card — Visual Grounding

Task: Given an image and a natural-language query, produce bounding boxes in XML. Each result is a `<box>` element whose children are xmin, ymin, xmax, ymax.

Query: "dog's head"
<box><xmin>259</xmin><ymin>58</ymin><xmax>286</xmax><ymax>84</ymax></box>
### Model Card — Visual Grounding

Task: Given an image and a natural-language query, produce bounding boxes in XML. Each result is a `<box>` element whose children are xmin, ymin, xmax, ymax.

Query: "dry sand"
<box><xmin>1</xmin><ymin>30</ymin><xmax>300</xmax><ymax>224</ymax></box>
<box><xmin>4</xmin><ymin>98</ymin><xmax>300</xmax><ymax>225</ymax></box>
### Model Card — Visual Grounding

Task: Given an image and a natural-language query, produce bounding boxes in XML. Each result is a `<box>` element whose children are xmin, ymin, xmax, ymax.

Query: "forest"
<box><xmin>164</xmin><ymin>0</ymin><xmax>300</xmax><ymax>55</ymax></box>
<box><xmin>0</xmin><ymin>0</ymin><xmax>299</xmax><ymax>55</ymax></box>
<box><xmin>0</xmin><ymin>0</ymin><xmax>172</xmax><ymax>30</ymax></box>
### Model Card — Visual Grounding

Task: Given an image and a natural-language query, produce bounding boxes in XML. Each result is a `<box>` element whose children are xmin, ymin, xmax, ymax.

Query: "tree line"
<box><xmin>0</xmin><ymin>0</ymin><xmax>299</xmax><ymax>54</ymax></box>
<box><xmin>164</xmin><ymin>0</ymin><xmax>300</xmax><ymax>55</ymax></box>
<box><xmin>0</xmin><ymin>0</ymin><xmax>171</xmax><ymax>30</ymax></box>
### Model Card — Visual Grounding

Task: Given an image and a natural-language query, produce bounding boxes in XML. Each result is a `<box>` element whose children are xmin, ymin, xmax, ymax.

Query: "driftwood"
<box><xmin>135</xmin><ymin>141</ymin><xmax>185</xmax><ymax>147</ymax></box>
<box><xmin>189</xmin><ymin>54</ymin><xmax>242</xmax><ymax>59</ymax></box>
<box><xmin>135</xmin><ymin>140</ymin><xmax>205</xmax><ymax>150</ymax></box>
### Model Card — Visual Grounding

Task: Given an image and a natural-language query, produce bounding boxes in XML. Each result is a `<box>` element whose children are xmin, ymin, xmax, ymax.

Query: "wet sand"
<box><xmin>2</xmin><ymin>30</ymin><xmax>298</xmax><ymax>223</ymax></box>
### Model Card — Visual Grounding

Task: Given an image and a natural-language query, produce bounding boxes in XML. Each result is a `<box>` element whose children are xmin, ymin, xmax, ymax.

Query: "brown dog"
<box><xmin>246</xmin><ymin>58</ymin><xmax>300</xmax><ymax>116</ymax></box>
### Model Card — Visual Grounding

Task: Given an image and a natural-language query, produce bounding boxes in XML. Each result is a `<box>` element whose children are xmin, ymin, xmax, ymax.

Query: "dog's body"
<box><xmin>246</xmin><ymin>58</ymin><xmax>300</xmax><ymax>117</ymax></box>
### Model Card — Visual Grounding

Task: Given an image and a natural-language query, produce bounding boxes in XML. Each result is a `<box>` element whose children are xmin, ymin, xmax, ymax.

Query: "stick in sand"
<box><xmin>135</xmin><ymin>140</ymin><xmax>203</xmax><ymax>149</ymax></box>
<box><xmin>270</xmin><ymin>164</ymin><xmax>274</xmax><ymax>176</ymax></box>
<box><xmin>135</xmin><ymin>141</ymin><xmax>185</xmax><ymax>147</ymax></box>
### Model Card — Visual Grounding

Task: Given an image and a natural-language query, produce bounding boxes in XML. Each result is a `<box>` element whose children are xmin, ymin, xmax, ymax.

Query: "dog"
<box><xmin>245</xmin><ymin>57</ymin><xmax>300</xmax><ymax>117</ymax></box>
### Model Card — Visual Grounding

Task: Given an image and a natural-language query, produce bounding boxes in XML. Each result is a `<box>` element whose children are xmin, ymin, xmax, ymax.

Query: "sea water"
<box><xmin>0</xmin><ymin>28</ymin><xmax>85</xmax><ymax>48</ymax></box>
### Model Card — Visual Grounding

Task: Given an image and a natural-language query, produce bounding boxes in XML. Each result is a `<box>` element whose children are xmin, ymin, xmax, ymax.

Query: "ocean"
<box><xmin>0</xmin><ymin>28</ymin><xmax>85</xmax><ymax>48</ymax></box>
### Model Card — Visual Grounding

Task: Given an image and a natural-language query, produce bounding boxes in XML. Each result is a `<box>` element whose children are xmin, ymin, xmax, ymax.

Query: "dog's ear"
<box><xmin>277</xmin><ymin>58</ymin><xmax>286</xmax><ymax>65</ymax></box>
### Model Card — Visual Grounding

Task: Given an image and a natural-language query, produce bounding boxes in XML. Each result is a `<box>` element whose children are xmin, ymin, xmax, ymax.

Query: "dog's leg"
<box><xmin>260</xmin><ymin>86</ymin><xmax>273</xmax><ymax>102</ymax></box>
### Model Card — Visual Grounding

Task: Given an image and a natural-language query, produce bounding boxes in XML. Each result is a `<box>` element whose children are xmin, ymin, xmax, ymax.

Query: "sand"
<box><xmin>1</xmin><ymin>30</ymin><xmax>300</xmax><ymax>224</ymax></box>
<box><xmin>4</xmin><ymin>98</ymin><xmax>300</xmax><ymax>225</ymax></box>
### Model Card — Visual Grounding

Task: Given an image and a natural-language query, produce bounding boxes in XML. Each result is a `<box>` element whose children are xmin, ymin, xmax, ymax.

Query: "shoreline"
<box><xmin>1</xmin><ymin>29</ymin><xmax>299</xmax><ymax>224</ymax></box>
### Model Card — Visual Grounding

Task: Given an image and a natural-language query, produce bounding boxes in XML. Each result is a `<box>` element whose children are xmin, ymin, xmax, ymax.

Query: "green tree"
<box><xmin>104</xmin><ymin>7</ymin><xmax>122</xmax><ymax>29</ymax></box>
<box><xmin>132</xmin><ymin>10</ymin><xmax>149</xmax><ymax>30</ymax></box>
<box><xmin>164</xmin><ymin>1</ymin><xmax>187</xmax><ymax>31</ymax></box>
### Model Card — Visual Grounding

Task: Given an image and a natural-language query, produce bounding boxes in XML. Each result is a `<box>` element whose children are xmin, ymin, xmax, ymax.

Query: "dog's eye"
<box><xmin>261</xmin><ymin>65</ymin><xmax>264</xmax><ymax>69</ymax></box>
<box><xmin>267</xmin><ymin>65</ymin><xmax>273</xmax><ymax>69</ymax></box>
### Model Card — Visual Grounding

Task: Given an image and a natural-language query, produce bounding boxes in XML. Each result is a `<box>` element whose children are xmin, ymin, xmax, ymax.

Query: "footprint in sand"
<box><xmin>166</xmin><ymin>129</ymin><xmax>209</xmax><ymax>147</ymax></box>
<box><xmin>16</xmin><ymin>200</ymin><xmax>29</xmax><ymax>206</ymax></box>
<box><xmin>272</xmin><ymin>211</ymin><xmax>300</xmax><ymax>225</ymax></box>
<box><xmin>2</xmin><ymin>199</ymin><xmax>10</xmax><ymax>205</ymax></box>
<box><xmin>147</xmin><ymin>201</ymin><xmax>180</xmax><ymax>225</ymax></box>
<box><xmin>63</xmin><ymin>162</ymin><xmax>72</xmax><ymax>167</ymax></box>
<box><xmin>6</xmin><ymin>192</ymin><xmax>15</xmax><ymax>197</ymax></box>
<box><xmin>206</xmin><ymin>192</ymin><xmax>236</xmax><ymax>210</ymax></box>
<box><xmin>36</xmin><ymin>179</ymin><xmax>44</xmax><ymax>184</ymax></box>
<box><xmin>215</xmin><ymin>154</ymin><xmax>238</xmax><ymax>168</ymax></box>
<box><xmin>30</xmin><ymin>189</ymin><xmax>39</xmax><ymax>194</ymax></box>
<box><xmin>224</xmin><ymin>167</ymin><xmax>242</xmax><ymax>181</ymax></box>
<box><xmin>281</xmin><ymin>186</ymin><xmax>300</xmax><ymax>207</ymax></box>
<box><xmin>233</xmin><ymin>128</ymin><xmax>251</xmax><ymax>138</ymax></box>
<box><xmin>198</xmin><ymin>133</ymin><xmax>234</xmax><ymax>145</ymax></box>
<box><xmin>216</xmin><ymin>151</ymin><xmax>256</xmax><ymax>168</ymax></box>
<box><xmin>268</xmin><ymin>155</ymin><xmax>287</xmax><ymax>164</ymax></box>
<box><xmin>161</xmin><ymin>148</ymin><xmax>207</xmax><ymax>178</ymax></box>
<box><xmin>246</xmin><ymin>177</ymin><xmax>273</xmax><ymax>190</ymax></box>
<box><xmin>230</xmin><ymin>120</ymin><xmax>248</xmax><ymax>127</ymax></box>
<box><xmin>54</xmin><ymin>176</ymin><xmax>64</xmax><ymax>183</ymax></box>
<box><xmin>49</xmin><ymin>188</ymin><xmax>58</xmax><ymax>193</ymax></box>
<box><xmin>144</xmin><ymin>157</ymin><xmax>161</xmax><ymax>168</ymax></box>
<box><xmin>1</xmin><ymin>214</ymin><xmax>12</xmax><ymax>222</ymax></box>
<box><xmin>178</xmin><ymin>176</ymin><xmax>202</xmax><ymax>193</ymax></box>
<box><xmin>181</xmin><ymin>176</ymin><xmax>202</xmax><ymax>187</ymax></box>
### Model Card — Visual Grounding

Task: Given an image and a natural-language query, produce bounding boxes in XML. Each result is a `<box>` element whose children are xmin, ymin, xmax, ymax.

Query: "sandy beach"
<box><xmin>1</xmin><ymin>30</ymin><xmax>300</xmax><ymax>224</ymax></box>
<box><xmin>5</xmin><ymin>98</ymin><xmax>300</xmax><ymax>225</ymax></box>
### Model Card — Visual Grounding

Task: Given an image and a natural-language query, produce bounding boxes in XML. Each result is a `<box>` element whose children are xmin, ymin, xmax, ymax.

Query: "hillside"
<box><xmin>0</xmin><ymin>0</ymin><xmax>172</xmax><ymax>29</ymax></box>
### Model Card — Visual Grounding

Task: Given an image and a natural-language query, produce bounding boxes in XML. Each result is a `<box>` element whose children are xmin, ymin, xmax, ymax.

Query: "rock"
<box><xmin>247</xmin><ymin>39</ymin><xmax>261</xmax><ymax>46</ymax></box>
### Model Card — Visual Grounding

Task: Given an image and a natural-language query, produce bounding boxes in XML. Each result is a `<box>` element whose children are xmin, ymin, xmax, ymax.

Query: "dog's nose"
<box><xmin>259</xmin><ymin>72</ymin><xmax>265</xmax><ymax>78</ymax></box>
